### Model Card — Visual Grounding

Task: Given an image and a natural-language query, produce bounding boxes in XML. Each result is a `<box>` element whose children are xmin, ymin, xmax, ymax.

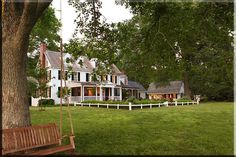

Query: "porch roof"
<box><xmin>121</xmin><ymin>81</ymin><xmax>146</xmax><ymax>91</ymax></box>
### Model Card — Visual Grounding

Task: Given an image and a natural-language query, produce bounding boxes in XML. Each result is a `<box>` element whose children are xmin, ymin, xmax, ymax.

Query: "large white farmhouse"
<box><xmin>31</xmin><ymin>43</ymin><xmax>146</xmax><ymax>106</ymax></box>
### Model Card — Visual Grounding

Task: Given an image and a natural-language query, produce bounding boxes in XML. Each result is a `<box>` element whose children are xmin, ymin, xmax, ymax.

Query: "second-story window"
<box><xmin>58</xmin><ymin>70</ymin><xmax>61</xmax><ymax>80</ymax></box>
<box><xmin>86</xmin><ymin>73</ymin><xmax>90</xmax><ymax>82</ymax></box>
<box><xmin>115</xmin><ymin>76</ymin><xmax>117</xmax><ymax>84</ymax></box>
<box><xmin>71</xmin><ymin>73</ymin><xmax>74</xmax><ymax>81</ymax></box>
<box><xmin>65</xmin><ymin>71</ymin><xmax>68</xmax><ymax>80</ymax></box>
<box><xmin>110</xmin><ymin>75</ymin><xmax>113</xmax><ymax>82</ymax></box>
<box><xmin>78</xmin><ymin>72</ymin><xmax>80</xmax><ymax>81</ymax></box>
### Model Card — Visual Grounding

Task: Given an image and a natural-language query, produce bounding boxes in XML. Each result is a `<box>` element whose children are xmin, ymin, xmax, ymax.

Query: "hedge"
<box><xmin>38</xmin><ymin>99</ymin><xmax>55</xmax><ymax>106</ymax></box>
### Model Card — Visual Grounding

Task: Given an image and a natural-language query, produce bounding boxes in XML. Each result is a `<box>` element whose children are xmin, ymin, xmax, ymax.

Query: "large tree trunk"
<box><xmin>2</xmin><ymin>1</ymin><xmax>52</xmax><ymax>129</ymax></box>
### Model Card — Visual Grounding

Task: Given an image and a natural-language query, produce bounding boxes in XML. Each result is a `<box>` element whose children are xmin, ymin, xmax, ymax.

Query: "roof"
<box><xmin>147</xmin><ymin>81</ymin><xmax>183</xmax><ymax>94</ymax></box>
<box><xmin>122</xmin><ymin>80</ymin><xmax>146</xmax><ymax>91</ymax></box>
<box><xmin>45</xmin><ymin>50</ymin><xmax>121</xmax><ymax>74</ymax></box>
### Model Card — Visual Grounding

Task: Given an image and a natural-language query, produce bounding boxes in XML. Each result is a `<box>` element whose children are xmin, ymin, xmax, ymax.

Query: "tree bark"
<box><xmin>2</xmin><ymin>1</ymin><xmax>52</xmax><ymax>129</ymax></box>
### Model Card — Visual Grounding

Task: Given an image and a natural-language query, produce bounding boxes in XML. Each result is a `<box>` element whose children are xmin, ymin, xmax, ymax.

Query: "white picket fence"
<box><xmin>77</xmin><ymin>101</ymin><xmax>199</xmax><ymax>110</ymax></box>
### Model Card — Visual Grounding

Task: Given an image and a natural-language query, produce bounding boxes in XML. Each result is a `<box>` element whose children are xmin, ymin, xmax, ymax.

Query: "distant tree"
<box><xmin>115</xmin><ymin>2</ymin><xmax>233</xmax><ymax>100</ymax></box>
<box><xmin>35</xmin><ymin>66</ymin><xmax>49</xmax><ymax>111</ymax></box>
<box><xmin>67</xmin><ymin>0</ymin><xmax>119</xmax><ymax>80</ymax></box>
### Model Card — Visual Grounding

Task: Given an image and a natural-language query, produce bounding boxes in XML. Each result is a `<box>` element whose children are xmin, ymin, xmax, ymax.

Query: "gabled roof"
<box><xmin>45</xmin><ymin>50</ymin><xmax>121</xmax><ymax>74</ymax></box>
<box><xmin>45</xmin><ymin>50</ymin><xmax>93</xmax><ymax>72</ymax></box>
<box><xmin>122</xmin><ymin>80</ymin><xmax>146</xmax><ymax>91</ymax></box>
<box><xmin>147</xmin><ymin>81</ymin><xmax>183</xmax><ymax>94</ymax></box>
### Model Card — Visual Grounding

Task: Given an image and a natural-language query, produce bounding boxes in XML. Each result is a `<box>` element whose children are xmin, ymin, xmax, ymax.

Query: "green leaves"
<box><xmin>28</xmin><ymin>6</ymin><xmax>61</xmax><ymax>53</ymax></box>
<box><xmin>115</xmin><ymin>2</ymin><xmax>233</xmax><ymax>100</ymax></box>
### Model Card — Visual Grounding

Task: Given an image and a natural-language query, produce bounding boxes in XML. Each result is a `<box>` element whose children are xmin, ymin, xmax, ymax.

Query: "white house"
<box><xmin>147</xmin><ymin>81</ymin><xmax>184</xmax><ymax>100</ymax></box>
<box><xmin>32</xmin><ymin>43</ymin><xmax>145</xmax><ymax>106</ymax></box>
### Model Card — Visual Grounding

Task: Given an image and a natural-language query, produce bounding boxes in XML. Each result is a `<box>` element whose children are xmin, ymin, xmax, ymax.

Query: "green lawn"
<box><xmin>30</xmin><ymin>102</ymin><xmax>233</xmax><ymax>155</ymax></box>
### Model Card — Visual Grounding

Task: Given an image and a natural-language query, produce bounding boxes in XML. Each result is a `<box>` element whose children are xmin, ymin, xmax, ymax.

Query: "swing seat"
<box><xmin>2</xmin><ymin>123</ymin><xmax>75</xmax><ymax>155</ymax></box>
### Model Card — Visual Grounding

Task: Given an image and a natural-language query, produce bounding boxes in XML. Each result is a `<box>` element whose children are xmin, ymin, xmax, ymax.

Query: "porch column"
<box><xmin>108</xmin><ymin>88</ymin><xmax>111</xmax><ymax>100</ymax></box>
<box><xmin>100</xmin><ymin>86</ymin><xmax>103</xmax><ymax>101</ymax></box>
<box><xmin>111</xmin><ymin>87</ymin><xmax>114</xmax><ymax>100</ymax></box>
<box><xmin>95</xmin><ymin>86</ymin><xmax>97</xmax><ymax>100</ymax></box>
<box><xmin>120</xmin><ymin>87</ymin><xmax>122</xmax><ymax>101</ymax></box>
<box><xmin>81</xmin><ymin>85</ymin><xmax>84</xmax><ymax>102</ymax></box>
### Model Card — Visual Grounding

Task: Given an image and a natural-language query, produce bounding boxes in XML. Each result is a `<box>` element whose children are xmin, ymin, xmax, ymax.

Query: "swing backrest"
<box><xmin>2</xmin><ymin>123</ymin><xmax>60</xmax><ymax>155</ymax></box>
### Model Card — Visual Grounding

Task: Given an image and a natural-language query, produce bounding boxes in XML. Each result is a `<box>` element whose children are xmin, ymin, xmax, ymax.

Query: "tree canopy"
<box><xmin>66</xmin><ymin>1</ymin><xmax>233</xmax><ymax>101</ymax></box>
<box><xmin>114</xmin><ymin>2</ymin><xmax>233</xmax><ymax>100</ymax></box>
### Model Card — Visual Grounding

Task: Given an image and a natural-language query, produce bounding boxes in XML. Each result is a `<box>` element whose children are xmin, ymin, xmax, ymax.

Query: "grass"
<box><xmin>30</xmin><ymin>102</ymin><xmax>233</xmax><ymax>155</ymax></box>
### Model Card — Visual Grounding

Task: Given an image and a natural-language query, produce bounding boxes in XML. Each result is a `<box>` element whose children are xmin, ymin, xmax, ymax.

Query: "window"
<box><xmin>110</xmin><ymin>75</ymin><xmax>112</xmax><ymax>82</ymax></box>
<box><xmin>58</xmin><ymin>87</ymin><xmax>61</xmax><ymax>98</ymax></box>
<box><xmin>106</xmin><ymin>75</ymin><xmax>108</xmax><ymax>81</ymax></box>
<box><xmin>58</xmin><ymin>70</ymin><xmax>61</xmax><ymax>80</ymax></box>
<box><xmin>115</xmin><ymin>76</ymin><xmax>117</xmax><ymax>84</ymax></box>
<box><xmin>78</xmin><ymin>72</ymin><xmax>80</xmax><ymax>81</ymax></box>
<box><xmin>65</xmin><ymin>71</ymin><xmax>68</xmax><ymax>80</ymax></box>
<box><xmin>71</xmin><ymin>87</ymin><xmax>81</xmax><ymax>96</ymax></box>
<box><xmin>86</xmin><ymin>73</ymin><xmax>90</xmax><ymax>82</ymax></box>
<box><xmin>71</xmin><ymin>73</ymin><xmax>74</xmax><ymax>81</ymax></box>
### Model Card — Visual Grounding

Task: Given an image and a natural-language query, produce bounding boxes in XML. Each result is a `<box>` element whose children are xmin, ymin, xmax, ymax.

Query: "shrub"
<box><xmin>126</xmin><ymin>97</ymin><xmax>136</xmax><ymax>103</ymax></box>
<box><xmin>133</xmin><ymin>99</ymin><xmax>167</xmax><ymax>104</ymax></box>
<box><xmin>55</xmin><ymin>103</ymin><xmax>75</xmax><ymax>106</ymax></box>
<box><xmin>38</xmin><ymin>99</ymin><xmax>55</xmax><ymax>106</ymax></box>
<box><xmin>82</xmin><ymin>100</ymin><xmax>128</xmax><ymax>104</ymax></box>
<box><xmin>200</xmin><ymin>96</ymin><xmax>208</xmax><ymax>102</ymax></box>
<box><xmin>177</xmin><ymin>96</ymin><xmax>193</xmax><ymax>102</ymax></box>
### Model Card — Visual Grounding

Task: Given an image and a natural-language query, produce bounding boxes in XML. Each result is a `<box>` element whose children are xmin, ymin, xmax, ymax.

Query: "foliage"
<box><xmin>133</xmin><ymin>99</ymin><xmax>167</xmax><ymax>104</ymax></box>
<box><xmin>27</xmin><ymin>79</ymin><xmax>38</xmax><ymax>98</ymax></box>
<box><xmin>31</xmin><ymin>102</ymin><xmax>233</xmax><ymax>155</ymax></box>
<box><xmin>28</xmin><ymin>6</ymin><xmax>61</xmax><ymax>53</ymax></box>
<box><xmin>35</xmin><ymin>66</ymin><xmax>49</xmax><ymax>98</ymax></box>
<box><xmin>126</xmin><ymin>97</ymin><xmax>136</xmax><ymax>103</ymax></box>
<box><xmin>178</xmin><ymin>96</ymin><xmax>192</xmax><ymax>101</ymax></box>
<box><xmin>66</xmin><ymin>0</ymin><xmax>119</xmax><ymax>82</ymax></box>
<box><xmin>38</xmin><ymin>99</ymin><xmax>55</xmax><ymax>106</ymax></box>
<box><xmin>115</xmin><ymin>2</ymin><xmax>233</xmax><ymax>101</ymax></box>
<box><xmin>26</xmin><ymin>6</ymin><xmax>61</xmax><ymax>98</ymax></box>
<box><xmin>82</xmin><ymin>100</ymin><xmax>128</xmax><ymax>104</ymax></box>
<box><xmin>57</xmin><ymin>87</ymin><xmax>71</xmax><ymax>99</ymax></box>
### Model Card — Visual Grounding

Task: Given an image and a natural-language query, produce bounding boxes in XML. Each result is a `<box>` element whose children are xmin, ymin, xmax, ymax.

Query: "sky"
<box><xmin>51</xmin><ymin>0</ymin><xmax>133</xmax><ymax>43</ymax></box>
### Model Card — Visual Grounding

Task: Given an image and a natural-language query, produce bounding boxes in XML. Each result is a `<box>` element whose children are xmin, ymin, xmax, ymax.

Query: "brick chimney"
<box><xmin>39</xmin><ymin>43</ymin><xmax>47</xmax><ymax>68</ymax></box>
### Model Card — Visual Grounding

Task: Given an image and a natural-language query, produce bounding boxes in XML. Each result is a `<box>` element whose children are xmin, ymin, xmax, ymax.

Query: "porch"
<box><xmin>69</xmin><ymin>84</ymin><xmax>122</xmax><ymax>103</ymax></box>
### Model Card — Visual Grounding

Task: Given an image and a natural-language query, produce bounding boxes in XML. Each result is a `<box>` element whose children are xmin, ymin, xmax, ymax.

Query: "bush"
<box><xmin>133</xmin><ymin>99</ymin><xmax>167</xmax><ymax>104</ymax></box>
<box><xmin>126</xmin><ymin>97</ymin><xmax>136</xmax><ymax>103</ymax></box>
<box><xmin>200</xmin><ymin>96</ymin><xmax>208</xmax><ymax>102</ymax></box>
<box><xmin>177</xmin><ymin>96</ymin><xmax>193</xmax><ymax>102</ymax></box>
<box><xmin>38</xmin><ymin>99</ymin><xmax>55</xmax><ymax>106</ymax></box>
<box><xmin>82</xmin><ymin>100</ymin><xmax>128</xmax><ymax>104</ymax></box>
<box><xmin>55</xmin><ymin>103</ymin><xmax>75</xmax><ymax>106</ymax></box>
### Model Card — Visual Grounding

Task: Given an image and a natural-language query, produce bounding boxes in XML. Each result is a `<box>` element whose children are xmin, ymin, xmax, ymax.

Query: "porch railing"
<box><xmin>70</xmin><ymin>96</ymin><xmax>81</xmax><ymax>103</ymax></box>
